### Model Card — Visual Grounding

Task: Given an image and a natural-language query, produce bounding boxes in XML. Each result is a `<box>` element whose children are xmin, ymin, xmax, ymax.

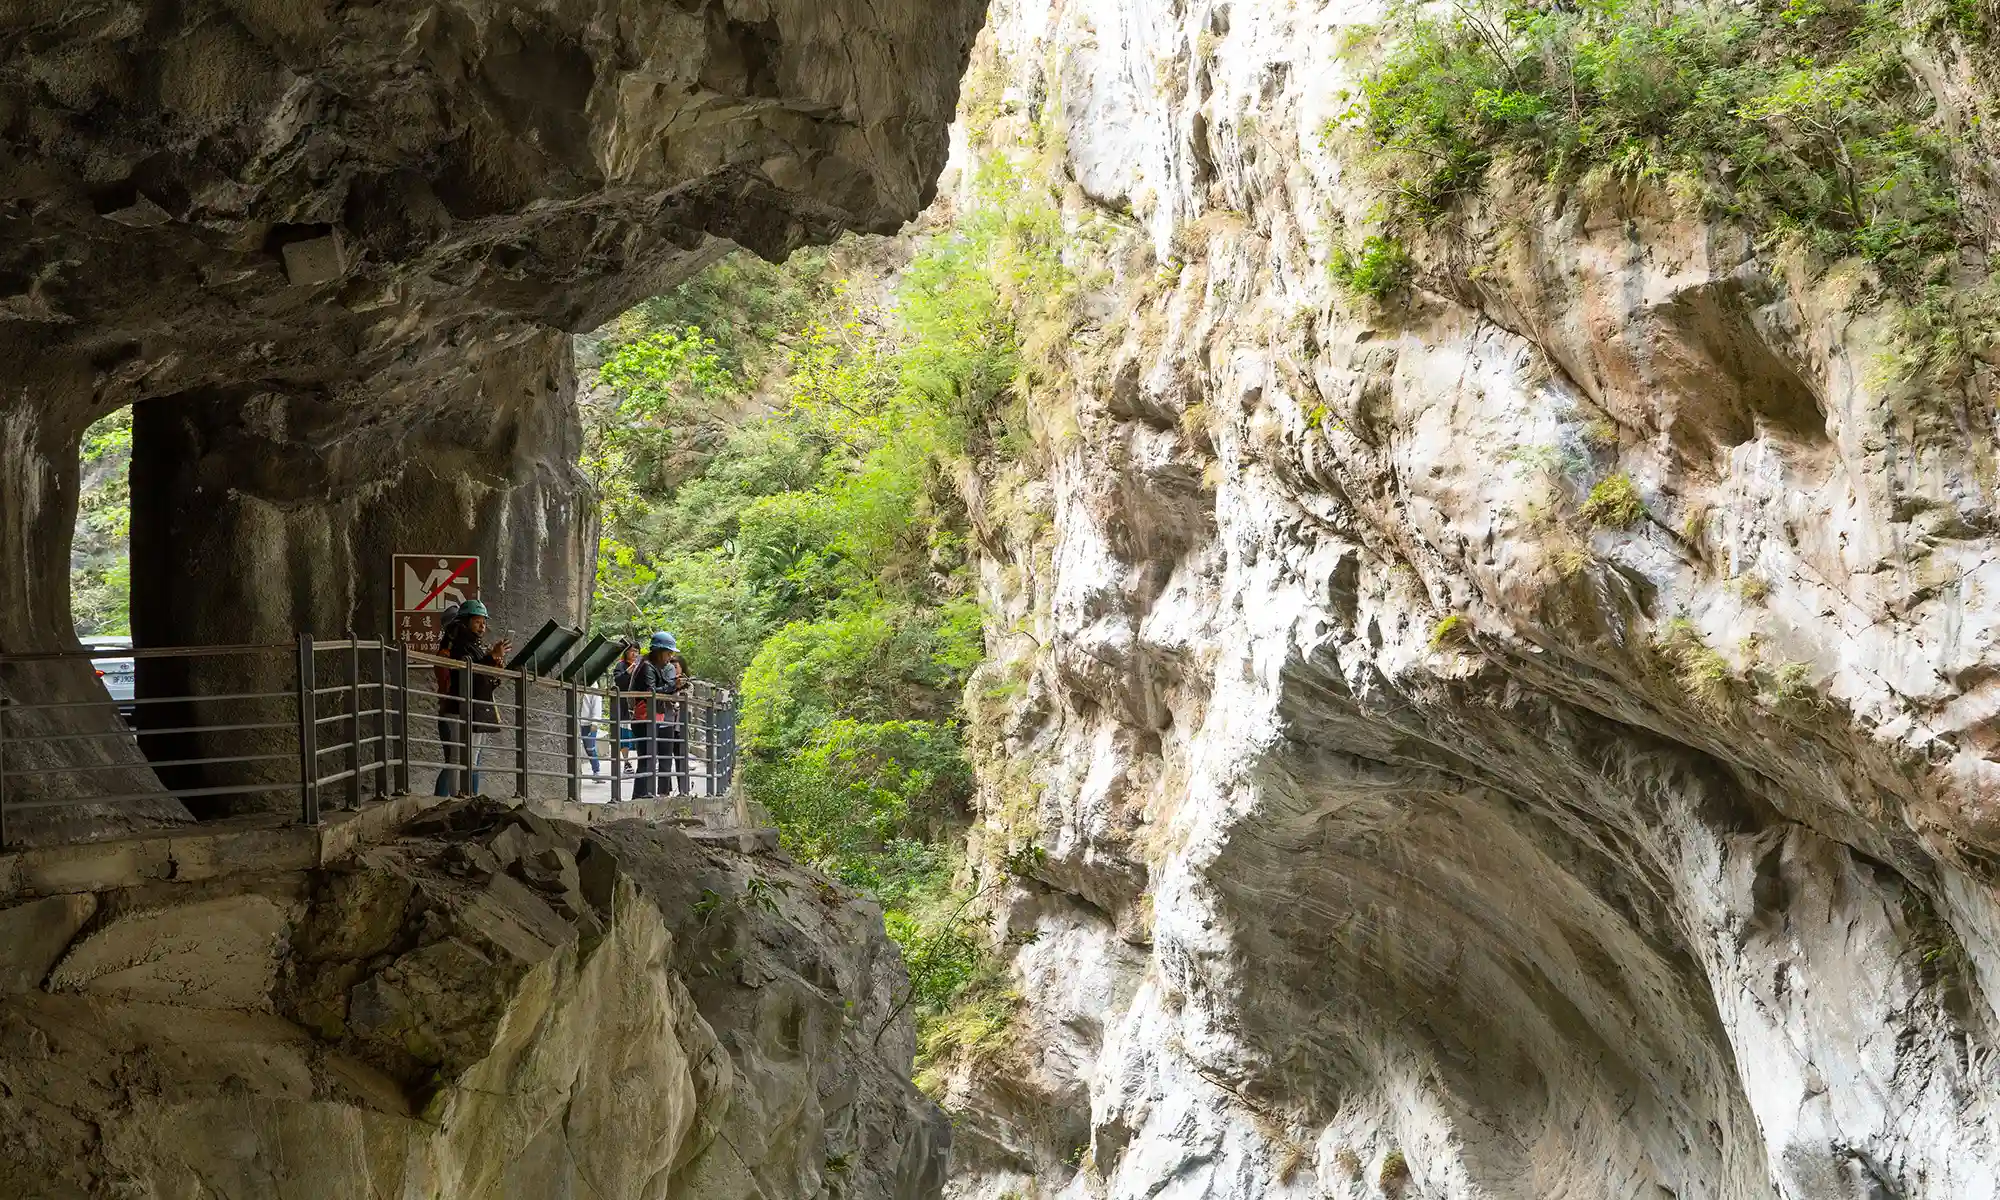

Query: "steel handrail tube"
<box><xmin>0</xmin><ymin>720</ymin><xmax>295</xmax><ymax>744</ymax></box>
<box><xmin>0</xmin><ymin>644</ymin><xmax>290</xmax><ymax>664</ymax></box>
<box><xmin>5</xmin><ymin>751</ymin><xmax>297</xmax><ymax>777</ymax></box>
<box><xmin>513</xmin><ymin>669</ymin><xmax>529</xmax><ymax>799</ymax></box>
<box><xmin>5</xmin><ymin>783</ymin><xmax>298</xmax><ymax>811</ymax></box>
<box><xmin>395</xmin><ymin>643</ymin><xmax>413</xmax><ymax>795</ymax></box>
<box><xmin>16</xmin><ymin>689</ymin><xmax>296</xmax><ymax>713</ymax></box>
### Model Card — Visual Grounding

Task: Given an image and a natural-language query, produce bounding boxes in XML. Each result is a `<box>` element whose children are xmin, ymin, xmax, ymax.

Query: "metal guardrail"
<box><xmin>0</xmin><ymin>635</ymin><xmax>739</xmax><ymax>848</ymax></box>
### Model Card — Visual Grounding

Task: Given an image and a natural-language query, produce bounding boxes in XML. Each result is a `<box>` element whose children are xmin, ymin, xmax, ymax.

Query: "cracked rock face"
<box><xmin>943</xmin><ymin>2</ymin><xmax>2000</xmax><ymax>1198</ymax></box>
<box><xmin>0</xmin><ymin>800</ymin><xmax>948</xmax><ymax>1198</ymax></box>
<box><xmin>0</xmin><ymin>0</ymin><xmax>986</xmax><ymax>832</ymax></box>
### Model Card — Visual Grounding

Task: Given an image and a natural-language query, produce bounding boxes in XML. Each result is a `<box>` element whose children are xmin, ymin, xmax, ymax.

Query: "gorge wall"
<box><xmin>938</xmin><ymin>1</ymin><xmax>2000</xmax><ymax>1197</ymax></box>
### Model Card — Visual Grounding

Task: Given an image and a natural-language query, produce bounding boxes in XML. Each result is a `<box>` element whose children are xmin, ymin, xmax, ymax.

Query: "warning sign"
<box><xmin>393</xmin><ymin>555</ymin><xmax>480</xmax><ymax>655</ymax></box>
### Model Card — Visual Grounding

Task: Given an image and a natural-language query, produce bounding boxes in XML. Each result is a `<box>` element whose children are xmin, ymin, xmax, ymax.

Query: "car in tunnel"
<box><xmin>81</xmin><ymin>635</ymin><xmax>135</xmax><ymax>722</ymax></box>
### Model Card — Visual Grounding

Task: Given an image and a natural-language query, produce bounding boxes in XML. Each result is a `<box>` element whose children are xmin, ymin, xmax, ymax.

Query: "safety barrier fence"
<box><xmin>0</xmin><ymin>636</ymin><xmax>738</xmax><ymax>848</ymax></box>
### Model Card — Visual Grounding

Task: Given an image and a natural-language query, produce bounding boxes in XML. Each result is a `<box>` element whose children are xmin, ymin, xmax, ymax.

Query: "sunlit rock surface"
<box><xmin>0</xmin><ymin>801</ymin><xmax>948</xmax><ymax>1198</ymax></box>
<box><xmin>943</xmin><ymin>1</ymin><xmax>2000</xmax><ymax>1197</ymax></box>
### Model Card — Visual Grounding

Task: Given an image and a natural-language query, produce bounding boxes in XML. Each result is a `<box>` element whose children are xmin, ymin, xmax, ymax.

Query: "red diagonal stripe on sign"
<box><xmin>413</xmin><ymin>558</ymin><xmax>476</xmax><ymax>612</ymax></box>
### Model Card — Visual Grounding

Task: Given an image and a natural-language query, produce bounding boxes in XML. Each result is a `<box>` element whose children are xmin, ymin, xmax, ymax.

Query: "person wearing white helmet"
<box><xmin>629</xmin><ymin>631</ymin><xmax>689</xmax><ymax>799</ymax></box>
<box><xmin>433</xmin><ymin>598</ymin><xmax>512</xmax><ymax>797</ymax></box>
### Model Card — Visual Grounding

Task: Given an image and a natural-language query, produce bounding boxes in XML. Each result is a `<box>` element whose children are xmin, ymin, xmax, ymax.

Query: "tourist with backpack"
<box><xmin>433</xmin><ymin>599</ymin><xmax>511</xmax><ymax>797</ymax></box>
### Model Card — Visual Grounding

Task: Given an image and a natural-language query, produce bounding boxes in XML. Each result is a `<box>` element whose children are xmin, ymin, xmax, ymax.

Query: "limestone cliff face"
<box><xmin>942</xmin><ymin>2</ymin><xmax>2000</xmax><ymax>1197</ymax></box>
<box><xmin>0</xmin><ymin>801</ymin><xmax>947</xmax><ymax>1198</ymax></box>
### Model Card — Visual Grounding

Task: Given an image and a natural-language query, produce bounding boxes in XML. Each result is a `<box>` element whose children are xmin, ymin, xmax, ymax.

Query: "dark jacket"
<box><xmin>631</xmin><ymin>656</ymin><xmax>687</xmax><ymax>723</ymax></box>
<box><xmin>437</xmin><ymin>620</ymin><xmax>503</xmax><ymax>726</ymax></box>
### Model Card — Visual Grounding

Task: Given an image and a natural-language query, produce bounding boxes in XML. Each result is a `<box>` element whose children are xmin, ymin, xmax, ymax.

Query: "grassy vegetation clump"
<box><xmin>1733</xmin><ymin>572</ymin><xmax>1772</xmax><ymax>603</ymax></box>
<box><xmin>1380</xmin><ymin>1148</ymin><xmax>1412</xmax><ymax>1187</ymax></box>
<box><xmin>1339</xmin><ymin>0</ymin><xmax>1976</xmax><ymax>286</ymax></box>
<box><xmin>1580</xmin><ymin>473</ymin><xmax>1647</xmax><ymax>528</ymax></box>
<box><xmin>913</xmin><ymin>970</ymin><xmax>1022</xmax><ymax>1093</ymax></box>
<box><xmin>1429</xmin><ymin>613</ymin><xmax>1473</xmax><ymax>650</ymax></box>
<box><xmin>1330</xmin><ymin>233</ymin><xmax>1414</xmax><ymax>298</ymax></box>
<box><xmin>1654</xmin><ymin>616</ymin><xmax>1735</xmax><ymax>711</ymax></box>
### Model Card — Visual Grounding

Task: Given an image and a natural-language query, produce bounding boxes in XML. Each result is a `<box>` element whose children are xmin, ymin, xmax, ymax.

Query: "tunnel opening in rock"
<box><xmin>70</xmin><ymin>407</ymin><xmax>132</xmax><ymax>644</ymax></box>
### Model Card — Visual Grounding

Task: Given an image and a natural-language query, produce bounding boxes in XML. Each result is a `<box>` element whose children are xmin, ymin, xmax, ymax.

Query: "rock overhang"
<box><xmin>0</xmin><ymin>0</ymin><xmax>991</xmax><ymax>408</ymax></box>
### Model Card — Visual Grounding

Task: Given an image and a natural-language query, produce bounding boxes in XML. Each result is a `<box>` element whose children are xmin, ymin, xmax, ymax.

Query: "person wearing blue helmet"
<box><xmin>629</xmin><ymin>631</ymin><xmax>689</xmax><ymax>799</ymax></box>
<box><xmin>433</xmin><ymin>598</ymin><xmax>511</xmax><ymax>797</ymax></box>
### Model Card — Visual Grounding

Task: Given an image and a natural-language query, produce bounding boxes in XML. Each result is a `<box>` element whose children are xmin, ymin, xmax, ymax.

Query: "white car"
<box><xmin>80</xmin><ymin>635</ymin><xmax>135</xmax><ymax>718</ymax></box>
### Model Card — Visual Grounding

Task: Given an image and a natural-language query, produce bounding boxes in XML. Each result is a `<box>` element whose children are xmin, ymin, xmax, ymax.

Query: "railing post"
<box><xmin>608</xmin><ymin>693</ymin><xmax>622</xmax><ymax>804</ymax></box>
<box><xmin>296</xmin><ymin>633</ymin><xmax>319</xmax><ymax>826</ymax></box>
<box><xmin>345</xmin><ymin>634</ymin><xmax>362</xmax><ymax>811</ymax></box>
<box><xmin>514</xmin><ymin>670</ymin><xmax>529</xmax><ymax>799</ymax></box>
<box><xmin>691</xmin><ymin>684</ymin><xmax>704</xmax><ymax>799</ymax></box>
<box><xmin>373</xmin><ymin>642</ymin><xmax>389</xmax><ymax>799</ymax></box>
<box><xmin>678</xmin><ymin>691</ymin><xmax>692</xmax><ymax>800</ymax></box>
<box><xmin>395</xmin><ymin>643</ymin><xmax>412</xmax><ymax>794</ymax></box>
<box><xmin>458</xmin><ymin>646</ymin><xmax>474</xmax><ymax>797</ymax></box>
<box><xmin>712</xmin><ymin>684</ymin><xmax>728</xmax><ymax>796</ymax></box>
<box><xmin>711</xmin><ymin>689</ymin><xmax>723</xmax><ymax>798</ymax></box>
<box><xmin>565</xmin><ymin>684</ymin><xmax>581</xmax><ymax>805</ymax></box>
<box><xmin>722</xmin><ymin>691</ymin><xmax>736</xmax><ymax>794</ymax></box>
<box><xmin>729</xmin><ymin>691</ymin><xmax>750</xmax><ymax>850</ymax></box>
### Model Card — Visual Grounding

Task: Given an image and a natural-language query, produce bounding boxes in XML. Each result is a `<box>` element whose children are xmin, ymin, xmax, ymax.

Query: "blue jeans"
<box><xmin>434</xmin><ymin>719</ymin><xmax>486</xmax><ymax>796</ymax></box>
<box><xmin>582</xmin><ymin>725</ymin><xmax>601</xmax><ymax>775</ymax></box>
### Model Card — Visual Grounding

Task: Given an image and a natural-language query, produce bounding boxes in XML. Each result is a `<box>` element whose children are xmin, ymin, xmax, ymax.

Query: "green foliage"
<box><xmin>1340</xmin><ymin>0</ymin><xmax>1971</xmax><ymax>285</ymax></box>
<box><xmin>582</xmin><ymin>224</ymin><xmax>1071</xmax><ymax>1087</ymax></box>
<box><xmin>1654</xmin><ymin>616</ymin><xmax>1735</xmax><ymax>710</ymax></box>
<box><xmin>1877</xmin><ymin>272</ymin><xmax>2000</xmax><ymax>388</ymax></box>
<box><xmin>914</xmin><ymin>968</ymin><xmax>1021</xmax><ymax>1093</ymax></box>
<box><xmin>80</xmin><ymin>407</ymin><xmax>133</xmax><ymax>464</ymax></box>
<box><xmin>738</xmin><ymin>602</ymin><xmax>983</xmax><ymax>750</ymax></box>
<box><xmin>1330</xmin><ymin>234</ymin><xmax>1414</xmax><ymax>298</ymax></box>
<box><xmin>896</xmin><ymin>157</ymin><xmax>1077</xmax><ymax>455</ymax></box>
<box><xmin>750</xmin><ymin>720</ymin><xmax>974</xmax><ymax>882</ymax></box>
<box><xmin>1304</xmin><ymin>403</ymin><xmax>1344</xmax><ymax>433</ymax></box>
<box><xmin>1429</xmin><ymin>613</ymin><xmax>1473</xmax><ymax>650</ymax></box>
<box><xmin>1733</xmin><ymin>572</ymin><xmax>1772</xmax><ymax>602</ymax></box>
<box><xmin>593</xmin><ymin>246</ymin><xmax>836</xmax><ymax>379</ymax></box>
<box><xmin>586</xmin><ymin>325</ymin><xmax>734</xmax><ymax>504</ymax></box>
<box><xmin>71</xmin><ymin>407</ymin><xmax>133</xmax><ymax>636</ymax></box>
<box><xmin>1381</xmin><ymin>1149</ymin><xmax>1412</xmax><ymax>1186</ymax></box>
<box><xmin>1754</xmin><ymin>658</ymin><xmax>1823</xmax><ymax>716</ymax></box>
<box><xmin>1580</xmin><ymin>473</ymin><xmax>1647</xmax><ymax>527</ymax></box>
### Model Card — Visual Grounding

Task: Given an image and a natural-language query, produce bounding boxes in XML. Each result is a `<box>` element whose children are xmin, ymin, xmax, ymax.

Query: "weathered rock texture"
<box><xmin>941</xmin><ymin>2</ymin><xmax>2000</xmax><ymax>1198</ymax></box>
<box><xmin>0</xmin><ymin>0</ymin><xmax>986</xmax><ymax>828</ymax></box>
<box><xmin>0</xmin><ymin>800</ymin><xmax>947</xmax><ymax>1198</ymax></box>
